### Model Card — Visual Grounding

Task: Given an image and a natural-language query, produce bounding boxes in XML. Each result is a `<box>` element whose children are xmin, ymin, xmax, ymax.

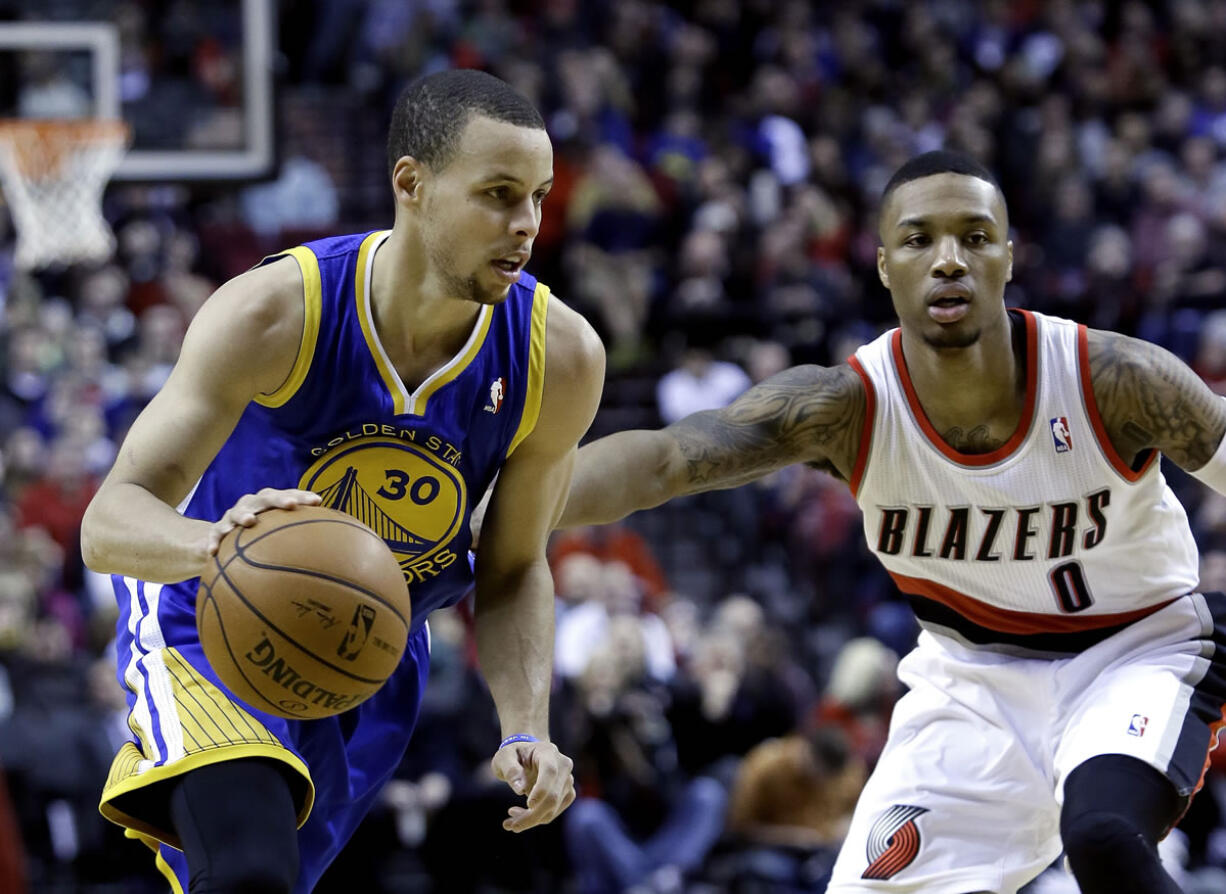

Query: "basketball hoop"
<box><xmin>0</xmin><ymin>119</ymin><xmax>129</xmax><ymax>271</ymax></box>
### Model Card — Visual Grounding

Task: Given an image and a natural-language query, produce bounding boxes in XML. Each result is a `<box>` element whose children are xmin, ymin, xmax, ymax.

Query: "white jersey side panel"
<box><xmin>850</xmin><ymin>310</ymin><xmax>1198</xmax><ymax>647</ymax></box>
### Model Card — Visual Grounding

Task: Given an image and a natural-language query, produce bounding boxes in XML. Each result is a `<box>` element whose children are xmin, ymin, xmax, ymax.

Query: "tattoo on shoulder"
<box><xmin>1088</xmin><ymin>330</ymin><xmax>1226</xmax><ymax>470</ymax></box>
<box><xmin>671</xmin><ymin>364</ymin><xmax>866</xmax><ymax>490</ymax></box>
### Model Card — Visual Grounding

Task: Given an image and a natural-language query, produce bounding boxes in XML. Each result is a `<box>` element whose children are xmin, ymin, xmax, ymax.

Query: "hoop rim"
<box><xmin>0</xmin><ymin>117</ymin><xmax>129</xmax><ymax>141</ymax></box>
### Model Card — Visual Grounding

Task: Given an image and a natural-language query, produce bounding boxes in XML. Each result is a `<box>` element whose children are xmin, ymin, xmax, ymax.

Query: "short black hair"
<box><xmin>881</xmin><ymin>150</ymin><xmax>1001</xmax><ymax>208</ymax></box>
<box><xmin>386</xmin><ymin>69</ymin><xmax>545</xmax><ymax>176</ymax></box>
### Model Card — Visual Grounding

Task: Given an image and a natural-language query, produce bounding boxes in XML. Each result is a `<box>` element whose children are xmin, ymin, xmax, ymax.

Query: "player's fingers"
<box><xmin>525</xmin><ymin>759</ymin><xmax>564</xmax><ymax>809</ymax></box>
<box><xmin>511</xmin><ymin>769</ymin><xmax>572</xmax><ymax>830</ymax></box>
<box><xmin>502</xmin><ymin>806</ymin><xmax>528</xmax><ymax>831</ymax></box>
<box><xmin>206</xmin><ymin>524</ymin><xmax>228</xmax><ymax>555</ymax></box>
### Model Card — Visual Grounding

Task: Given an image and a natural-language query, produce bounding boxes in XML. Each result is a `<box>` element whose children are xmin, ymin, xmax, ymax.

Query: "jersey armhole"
<box><xmin>254</xmin><ymin>245</ymin><xmax>323</xmax><ymax>408</ymax></box>
<box><xmin>846</xmin><ymin>355</ymin><xmax>876</xmax><ymax>498</ymax></box>
<box><xmin>1076</xmin><ymin>324</ymin><xmax>1157</xmax><ymax>483</ymax></box>
<box><xmin>506</xmin><ymin>282</ymin><xmax>551</xmax><ymax>457</ymax></box>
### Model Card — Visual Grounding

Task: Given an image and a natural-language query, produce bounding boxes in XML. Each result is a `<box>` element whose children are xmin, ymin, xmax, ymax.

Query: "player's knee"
<box><xmin>193</xmin><ymin>860</ymin><xmax>295</xmax><ymax>894</ymax></box>
<box><xmin>192</xmin><ymin>835</ymin><xmax>297</xmax><ymax>894</ymax></box>
<box><xmin>1061</xmin><ymin>809</ymin><xmax>1149</xmax><ymax>881</ymax></box>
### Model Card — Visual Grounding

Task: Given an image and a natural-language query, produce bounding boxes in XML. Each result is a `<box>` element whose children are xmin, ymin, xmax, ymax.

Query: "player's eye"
<box><xmin>966</xmin><ymin>232</ymin><xmax>989</xmax><ymax>245</ymax></box>
<box><xmin>904</xmin><ymin>234</ymin><xmax>929</xmax><ymax>248</ymax></box>
<box><xmin>486</xmin><ymin>187</ymin><xmax>509</xmax><ymax>201</ymax></box>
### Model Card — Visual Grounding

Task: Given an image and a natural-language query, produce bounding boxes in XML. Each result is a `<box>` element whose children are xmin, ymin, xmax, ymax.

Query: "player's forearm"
<box><xmin>558</xmin><ymin>429</ymin><xmax>681</xmax><ymax>528</ymax></box>
<box><xmin>474</xmin><ymin>561</ymin><xmax>555</xmax><ymax>740</ymax></box>
<box><xmin>81</xmin><ymin>482</ymin><xmax>212</xmax><ymax>583</ymax></box>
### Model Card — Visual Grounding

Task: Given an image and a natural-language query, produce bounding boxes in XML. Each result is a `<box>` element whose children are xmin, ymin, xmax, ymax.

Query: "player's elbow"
<box><xmin>653</xmin><ymin>434</ymin><xmax>691</xmax><ymax>505</ymax></box>
<box><xmin>80</xmin><ymin>498</ymin><xmax>115</xmax><ymax>574</ymax></box>
<box><xmin>79</xmin><ymin>512</ymin><xmax>106</xmax><ymax>573</ymax></box>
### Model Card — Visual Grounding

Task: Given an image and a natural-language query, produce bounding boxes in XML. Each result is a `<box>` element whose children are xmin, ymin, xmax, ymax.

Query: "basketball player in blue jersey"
<box><xmin>80</xmin><ymin>69</ymin><xmax>605</xmax><ymax>894</ymax></box>
<box><xmin>550</xmin><ymin>152</ymin><xmax>1226</xmax><ymax>893</ymax></box>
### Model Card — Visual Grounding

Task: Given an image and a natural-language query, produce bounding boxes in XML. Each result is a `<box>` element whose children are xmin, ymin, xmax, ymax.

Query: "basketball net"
<box><xmin>0</xmin><ymin>119</ymin><xmax>129</xmax><ymax>271</ymax></box>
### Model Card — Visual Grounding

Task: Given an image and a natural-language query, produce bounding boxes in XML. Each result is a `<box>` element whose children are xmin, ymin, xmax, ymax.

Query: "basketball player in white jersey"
<box><xmin>556</xmin><ymin>151</ymin><xmax>1226</xmax><ymax>893</ymax></box>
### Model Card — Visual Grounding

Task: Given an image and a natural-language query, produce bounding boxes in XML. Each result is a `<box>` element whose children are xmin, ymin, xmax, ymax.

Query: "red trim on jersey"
<box><xmin>1077</xmin><ymin>325</ymin><xmax>1158</xmax><ymax>482</ymax></box>
<box><xmin>889</xmin><ymin>309</ymin><xmax>1039</xmax><ymax>466</ymax></box>
<box><xmin>889</xmin><ymin>572</ymin><xmax>1174</xmax><ymax>635</ymax></box>
<box><xmin>1187</xmin><ymin>707</ymin><xmax>1226</xmax><ymax>808</ymax></box>
<box><xmin>846</xmin><ymin>355</ymin><xmax>876</xmax><ymax>498</ymax></box>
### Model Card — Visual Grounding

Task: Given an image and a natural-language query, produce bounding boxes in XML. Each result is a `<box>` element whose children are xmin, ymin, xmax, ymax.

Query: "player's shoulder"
<box><xmin>201</xmin><ymin>254</ymin><xmax>305</xmax><ymax>335</ymax></box>
<box><xmin>1084</xmin><ymin>326</ymin><xmax>1178</xmax><ymax>384</ymax></box>
<box><xmin>745</xmin><ymin>363</ymin><xmax>867</xmax><ymax>418</ymax></box>
<box><xmin>178</xmin><ymin>254</ymin><xmax>307</xmax><ymax>396</ymax></box>
<box><xmin>762</xmin><ymin>362</ymin><xmax>862</xmax><ymax>392</ymax></box>
<box><xmin>542</xmin><ymin>293</ymin><xmax>605</xmax><ymax>384</ymax></box>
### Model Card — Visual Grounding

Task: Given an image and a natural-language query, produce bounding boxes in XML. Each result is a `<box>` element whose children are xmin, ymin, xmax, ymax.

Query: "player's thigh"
<box><xmin>1054</xmin><ymin>591</ymin><xmax>1226</xmax><ymax>802</ymax></box>
<box><xmin>827</xmin><ymin>646</ymin><xmax>1062</xmax><ymax>893</ymax></box>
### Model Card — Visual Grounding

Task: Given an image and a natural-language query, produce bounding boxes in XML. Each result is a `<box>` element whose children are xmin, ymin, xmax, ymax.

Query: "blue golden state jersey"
<box><xmin>185</xmin><ymin>229</ymin><xmax>549</xmax><ymax>630</ymax></box>
<box><xmin>100</xmin><ymin>230</ymin><xmax>551</xmax><ymax>893</ymax></box>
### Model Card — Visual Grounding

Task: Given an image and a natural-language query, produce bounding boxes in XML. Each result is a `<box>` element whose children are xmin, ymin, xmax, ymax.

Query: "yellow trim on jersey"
<box><xmin>254</xmin><ymin>245</ymin><xmax>323</xmax><ymax>408</ymax></box>
<box><xmin>507</xmin><ymin>282</ymin><xmax>551</xmax><ymax>457</ymax></box>
<box><xmin>101</xmin><ymin>742</ymin><xmax>312</xmax><ymax>849</ymax></box>
<box><xmin>157</xmin><ymin>847</ymin><xmax>186</xmax><ymax>894</ymax></box>
<box><xmin>407</xmin><ymin>304</ymin><xmax>493</xmax><ymax>416</ymax></box>
<box><xmin>99</xmin><ymin>646</ymin><xmax>315</xmax><ymax>850</ymax></box>
<box><xmin>127</xmin><ymin>830</ymin><xmax>186</xmax><ymax>894</ymax></box>
<box><xmin>354</xmin><ymin>230</ymin><xmax>408</xmax><ymax>413</ymax></box>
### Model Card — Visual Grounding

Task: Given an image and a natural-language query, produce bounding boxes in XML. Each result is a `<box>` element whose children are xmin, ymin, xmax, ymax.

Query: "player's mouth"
<box><xmin>927</xmin><ymin>283</ymin><xmax>972</xmax><ymax>323</ymax></box>
<box><xmin>490</xmin><ymin>253</ymin><xmax>528</xmax><ymax>284</ymax></box>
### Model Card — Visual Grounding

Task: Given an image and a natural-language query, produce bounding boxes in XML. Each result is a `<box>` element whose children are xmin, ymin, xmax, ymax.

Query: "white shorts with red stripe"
<box><xmin>826</xmin><ymin>592</ymin><xmax>1226</xmax><ymax>894</ymax></box>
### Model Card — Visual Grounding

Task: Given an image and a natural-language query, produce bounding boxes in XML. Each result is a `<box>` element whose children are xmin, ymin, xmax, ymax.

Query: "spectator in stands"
<box><xmin>555</xmin><ymin>559</ymin><xmax>675</xmax><ymax>684</ymax></box>
<box><xmin>812</xmin><ymin>637</ymin><xmax>900</xmax><ymax>770</ymax></box>
<box><xmin>656</xmin><ymin>345</ymin><xmax>751</xmax><ymax>425</ymax></box>
<box><xmin>563</xmin><ymin>617</ymin><xmax>726</xmax><ymax>894</ymax></box>
<box><xmin>716</xmin><ymin>726</ymin><xmax>866</xmax><ymax>891</ymax></box>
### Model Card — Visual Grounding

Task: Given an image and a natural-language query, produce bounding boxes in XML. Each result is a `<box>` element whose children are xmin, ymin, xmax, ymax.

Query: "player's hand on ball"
<box><xmin>492</xmin><ymin>740</ymin><xmax>576</xmax><ymax>832</ymax></box>
<box><xmin>206</xmin><ymin>488</ymin><xmax>322</xmax><ymax>555</ymax></box>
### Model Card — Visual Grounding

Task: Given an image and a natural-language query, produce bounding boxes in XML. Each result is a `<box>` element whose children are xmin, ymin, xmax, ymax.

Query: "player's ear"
<box><xmin>877</xmin><ymin>245</ymin><xmax>889</xmax><ymax>289</ymax></box>
<box><xmin>1006</xmin><ymin>239</ymin><xmax>1014</xmax><ymax>283</ymax></box>
<box><xmin>391</xmin><ymin>157</ymin><xmax>426</xmax><ymax>207</ymax></box>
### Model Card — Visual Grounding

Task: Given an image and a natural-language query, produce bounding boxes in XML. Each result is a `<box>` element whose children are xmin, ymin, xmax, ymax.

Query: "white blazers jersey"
<box><xmin>849</xmin><ymin>309</ymin><xmax>1199</xmax><ymax>656</ymax></box>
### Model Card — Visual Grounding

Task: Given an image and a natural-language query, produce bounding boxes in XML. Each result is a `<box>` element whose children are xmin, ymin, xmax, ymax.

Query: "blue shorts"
<box><xmin>99</xmin><ymin>575</ymin><xmax>431</xmax><ymax>893</ymax></box>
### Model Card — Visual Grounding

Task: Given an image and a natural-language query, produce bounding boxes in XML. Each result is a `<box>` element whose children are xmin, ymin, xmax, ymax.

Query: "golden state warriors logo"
<box><xmin>298</xmin><ymin>437</ymin><xmax>467</xmax><ymax>585</ymax></box>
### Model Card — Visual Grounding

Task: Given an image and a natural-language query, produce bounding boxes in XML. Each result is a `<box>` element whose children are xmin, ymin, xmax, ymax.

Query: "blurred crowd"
<box><xmin>3</xmin><ymin>0</ymin><xmax>1226</xmax><ymax>891</ymax></box>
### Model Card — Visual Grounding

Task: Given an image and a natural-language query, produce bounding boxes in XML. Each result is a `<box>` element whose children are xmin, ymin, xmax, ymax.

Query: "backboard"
<box><xmin>0</xmin><ymin>0</ymin><xmax>274</xmax><ymax>181</ymax></box>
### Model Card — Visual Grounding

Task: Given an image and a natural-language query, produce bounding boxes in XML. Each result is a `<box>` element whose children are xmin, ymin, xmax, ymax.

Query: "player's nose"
<box><xmin>930</xmin><ymin>234</ymin><xmax>967</xmax><ymax>278</ymax></box>
<box><xmin>509</xmin><ymin>195</ymin><xmax>540</xmax><ymax>240</ymax></box>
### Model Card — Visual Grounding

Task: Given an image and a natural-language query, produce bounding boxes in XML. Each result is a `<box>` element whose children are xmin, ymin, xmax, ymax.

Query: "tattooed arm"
<box><xmin>559</xmin><ymin>364</ymin><xmax>866</xmax><ymax>528</ymax></box>
<box><xmin>1087</xmin><ymin>329</ymin><xmax>1226</xmax><ymax>472</ymax></box>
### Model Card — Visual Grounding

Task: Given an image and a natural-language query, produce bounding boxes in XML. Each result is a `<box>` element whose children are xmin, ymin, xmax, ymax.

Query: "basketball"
<box><xmin>196</xmin><ymin>506</ymin><xmax>411</xmax><ymax>720</ymax></box>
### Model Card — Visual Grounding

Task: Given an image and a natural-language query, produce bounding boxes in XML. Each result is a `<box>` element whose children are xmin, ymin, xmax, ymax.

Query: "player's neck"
<box><xmin>900</xmin><ymin>310</ymin><xmax>1026</xmax><ymax>435</ymax></box>
<box><xmin>368</xmin><ymin>229</ymin><xmax>482</xmax><ymax>382</ymax></box>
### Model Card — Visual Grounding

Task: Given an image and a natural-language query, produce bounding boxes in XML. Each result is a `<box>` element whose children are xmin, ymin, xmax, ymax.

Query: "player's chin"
<box><xmin>473</xmin><ymin>276</ymin><xmax>515</xmax><ymax>305</ymax></box>
<box><xmin>922</xmin><ymin>322</ymin><xmax>982</xmax><ymax>350</ymax></box>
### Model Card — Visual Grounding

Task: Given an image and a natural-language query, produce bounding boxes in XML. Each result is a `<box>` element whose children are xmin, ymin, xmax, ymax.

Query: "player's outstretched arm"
<box><xmin>1087</xmin><ymin>328</ymin><xmax>1226</xmax><ymax>482</ymax></box>
<box><xmin>560</xmin><ymin>363</ymin><xmax>867</xmax><ymax>528</ymax></box>
<box><xmin>474</xmin><ymin>297</ymin><xmax>605</xmax><ymax>832</ymax></box>
<box><xmin>80</xmin><ymin>258</ymin><xmax>316</xmax><ymax>583</ymax></box>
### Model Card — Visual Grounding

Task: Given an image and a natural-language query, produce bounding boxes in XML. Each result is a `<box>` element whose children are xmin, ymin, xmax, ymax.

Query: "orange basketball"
<box><xmin>196</xmin><ymin>506</ymin><xmax>411</xmax><ymax>720</ymax></box>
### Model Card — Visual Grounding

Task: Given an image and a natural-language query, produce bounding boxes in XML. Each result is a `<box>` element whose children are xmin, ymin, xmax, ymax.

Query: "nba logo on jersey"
<box><xmin>1128</xmin><ymin>714</ymin><xmax>1148</xmax><ymax>737</ymax></box>
<box><xmin>485</xmin><ymin>377</ymin><xmax>506</xmax><ymax>414</ymax></box>
<box><xmin>1050</xmin><ymin>417</ymin><xmax>1072</xmax><ymax>453</ymax></box>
